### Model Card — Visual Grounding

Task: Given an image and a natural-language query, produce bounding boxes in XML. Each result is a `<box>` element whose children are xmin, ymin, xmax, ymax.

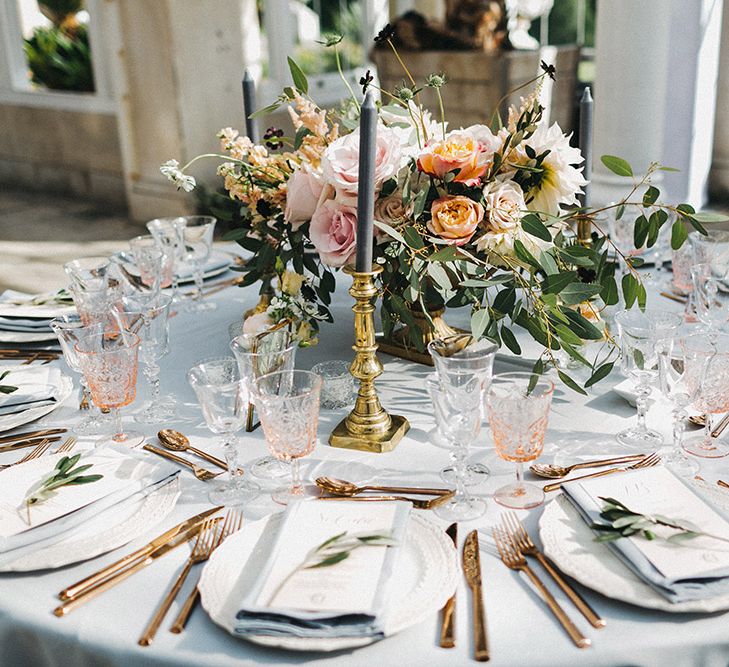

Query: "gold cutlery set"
<box><xmin>314</xmin><ymin>476</ymin><xmax>454</xmax><ymax>509</ymax></box>
<box><xmin>142</xmin><ymin>430</ymin><xmax>231</xmax><ymax>482</ymax></box>
<box><xmin>537</xmin><ymin>453</ymin><xmax>661</xmax><ymax>493</ymax></box>
<box><xmin>0</xmin><ymin>349</ymin><xmax>60</xmax><ymax>364</ymax></box>
<box><xmin>54</xmin><ymin>506</ymin><xmax>227</xmax><ymax>617</ymax></box>
<box><xmin>0</xmin><ymin>430</ymin><xmax>74</xmax><ymax>470</ymax></box>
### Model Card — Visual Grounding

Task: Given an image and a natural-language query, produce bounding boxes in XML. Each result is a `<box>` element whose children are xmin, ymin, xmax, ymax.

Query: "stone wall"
<box><xmin>0</xmin><ymin>104</ymin><xmax>126</xmax><ymax>208</ymax></box>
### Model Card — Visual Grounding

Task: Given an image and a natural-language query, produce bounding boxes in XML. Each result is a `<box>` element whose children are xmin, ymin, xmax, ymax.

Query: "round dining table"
<box><xmin>2</xmin><ymin>251</ymin><xmax>728</xmax><ymax>667</ymax></box>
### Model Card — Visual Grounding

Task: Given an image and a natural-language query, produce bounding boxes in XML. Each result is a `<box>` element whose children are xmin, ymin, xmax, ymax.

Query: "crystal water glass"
<box><xmin>147</xmin><ymin>217</ymin><xmax>186</xmax><ymax>304</ymax></box>
<box><xmin>179</xmin><ymin>216</ymin><xmax>216</xmax><ymax>312</ymax></box>
<box><xmin>311</xmin><ymin>360</ymin><xmax>354</xmax><ymax>409</ymax></box>
<box><xmin>428</xmin><ymin>335</ymin><xmax>497</xmax><ymax>486</ymax></box>
<box><xmin>64</xmin><ymin>256</ymin><xmax>113</xmax><ymax>291</ymax></box>
<box><xmin>51</xmin><ymin>315</ymin><xmax>109</xmax><ymax>435</ymax></box>
<box><xmin>251</xmin><ymin>370</ymin><xmax>322</xmax><ymax>505</ymax></box>
<box><xmin>75</xmin><ymin>331</ymin><xmax>143</xmax><ymax>448</ymax></box>
<box><xmin>656</xmin><ymin>334</ymin><xmax>700</xmax><ymax>477</ymax></box>
<box><xmin>615</xmin><ymin>309</ymin><xmax>682</xmax><ymax>449</ymax></box>
<box><xmin>230</xmin><ymin>330</ymin><xmax>297</xmax><ymax>480</ymax></box>
<box><xmin>188</xmin><ymin>357</ymin><xmax>260</xmax><ymax>506</ymax></box>
<box><xmin>427</xmin><ymin>375</ymin><xmax>485</xmax><ymax>520</ymax></box>
<box><xmin>683</xmin><ymin>333</ymin><xmax>729</xmax><ymax>458</ymax></box>
<box><xmin>67</xmin><ymin>281</ymin><xmax>123</xmax><ymax>328</ymax></box>
<box><xmin>129</xmin><ymin>235</ymin><xmax>173</xmax><ymax>293</ymax></box>
<box><xmin>487</xmin><ymin>371</ymin><xmax>554</xmax><ymax>509</ymax></box>
<box><xmin>691</xmin><ymin>262</ymin><xmax>727</xmax><ymax>332</ymax></box>
<box><xmin>113</xmin><ymin>294</ymin><xmax>176</xmax><ymax>423</ymax></box>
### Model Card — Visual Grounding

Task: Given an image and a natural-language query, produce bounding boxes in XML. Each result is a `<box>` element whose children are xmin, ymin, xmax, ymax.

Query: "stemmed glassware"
<box><xmin>486</xmin><ymin>371</ymin><xmax>554</xmax><ymax>509</ymax></box>
<box><xmin>656</xmin><ymin>334</ymin><xmax>700</xmax><ymax>477</ymax></box>
<box><xmin>179</xmin><ymin>216</ymin><xmax>217</xmax><ymax>312</ymax></box>
<box><xmin>113</xmin><ymin>294</ymin><xmax>176</xmax><ymax>423</ymax></box>
<box><xmin>682</xmin><ymin>333</ymin><xmax>729</xmax><ymax>458</ymax></box>
<box><xmin>428</xmin><ymin>335</ymin><xmax>497</xmax><ymax>486</ymax></box>
<box><xmin>64</xmin><ymin>256</ymin><xmax>113</xmax><ymax>291</ymax></box>
<box><xmin>691</xmin><ymin>262</ymin><xmax>727</xmax><ymax>333</ymax></box>
<box><xmin>230</xmin><ymin>329</ymin><xmax>297</xmax><ymax>480</ymax></box>
<box><xmin>75</xmin><ymin>331</ymin><xmax>143</xmax><ymax>448</ymax></box>
<box><xmin>129</xmin><ymin>235</ymin><xmax>174</xmax><ymax>295</ymax></box>
<box><xmin>615</xmin><ymin>309</ymin><xmax>682</xmax><ymax>449</ymax></box>
<box><xmin>147</xmin><ymin>217</ymin><xmax>186</xmax><ymax>304</ymax></box>
<box><xmin>188</xmin><ymin>357</ymin><xmax>260</xmax><ymax>506</ymax></box>
<box><xmin>250</xmin><ymin>370</ymin><xmax>322</xmax><ymax>505</ymax></box>
<box><xmin>51</xmin><ymin>315</ymin><xmax>108</xmax><ymax>435</ymax></box>
<box><xmin>427</xmin><ymin>375</ymin><xmax>486</xmax><ymax>520</ymax></box>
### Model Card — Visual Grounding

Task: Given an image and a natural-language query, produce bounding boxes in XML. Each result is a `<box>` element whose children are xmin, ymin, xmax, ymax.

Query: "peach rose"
<box><xmin>428</xmin><ymin>196</ymin><xmax>484</xmax><ymax>246</ymax></box>
<box><xmin>285</xmin><ymin>167</ymin><xmax>324</xmax><ymax>229</ymax></box>
<box><xmin>310</xmin><ymin>199</ymin><xmax>358</xmax><ymax>267</ymax></box>
<box><xmin>417</xmin><ymin>130</ymin><xmax>486</xmax><ymax>185</ymax></box>
<box><xmin>321</xmin><ymin>125</ymin><xmax>401</xmax><ymax>198</ymax></box>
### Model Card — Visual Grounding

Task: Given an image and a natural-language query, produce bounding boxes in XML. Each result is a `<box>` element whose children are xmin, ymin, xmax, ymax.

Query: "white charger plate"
<box><xmin>0</xmin><ymin>477</ymin><xmax>180</xmax><ymax>571</ymax></box>
<box><xmin>199</xmin><ymin>511</ymin><xmax>459</xmax><ymax>652</ymax></box>
<box><xmin>0</xmin><ymin>374</ymin><xmax>72</xmax><ymax>433</ymax></box>
<box><xmin>0</xmin><ymin>331</ymin><xmax>58</xmax><ymax>343</ymax></box>
<box><xmin>539</xmin><ymin>482</ymin><xmax>729</xmax><ymax>613</ymax></box>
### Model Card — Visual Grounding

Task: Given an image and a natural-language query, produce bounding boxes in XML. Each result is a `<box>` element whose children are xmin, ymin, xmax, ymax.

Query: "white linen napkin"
<box><xmin>0</xmin><ymin>445</ymin><xmax>179</xmax><ymax>556</ymax></box>
<box><xmin>563</xmin><ymin>466</ymin><xmax>729</xmax><ymax>602</ymax></box>
<box><xmin>0</xmin><ymin>366</ymin><xmax>63</xmax><ymax>416</ymax></box>
<box><xmin>0</xmin><ymin>291</ymin><xmax>75</xmax><ymax>320</ymax></box>
<box><xmin>234</xmin><ymin>500</ymin><xmax>411</xmax><ymax>638</ymax></box>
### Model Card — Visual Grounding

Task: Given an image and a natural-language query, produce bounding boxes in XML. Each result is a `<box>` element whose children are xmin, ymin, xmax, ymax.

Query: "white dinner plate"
<box><xmin>112</xmin><ymin>249</ymin><xmax>235</xmax><ymax>285</ymax></box>
<box><xmin>539</xmin><ymin>482</ymin><xmax>729</xmax><ymax>613</ymax></box>
<box><xmin>0</xmin><ymin>477</ymin><xmax>180</xmax><ymax>571</ymax></box>
<box><xmin>199</xmin><ymin>510</ymin><xmax>459</xmax><ymax>652</ymax></box>
<box><xmin>0</xmin><ymin>374</ymin><xmax>72</xmax><ymax>433</ymax></box>
<box><xmin>0</xmin><ymin>331</ymin><xmax>58</xmax><ymax>343</ymax></box>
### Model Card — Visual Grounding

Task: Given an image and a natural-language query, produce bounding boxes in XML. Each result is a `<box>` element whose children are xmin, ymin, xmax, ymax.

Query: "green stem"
<box><xmin>334</xmin><ymin>45</ymin><xmax>360</xmax><ymax>112</ymax></box>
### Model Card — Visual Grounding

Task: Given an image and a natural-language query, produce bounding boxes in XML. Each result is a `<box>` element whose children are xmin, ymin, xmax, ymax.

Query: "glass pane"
<box><xmin>17</xmin><ymin>0</ymin><xmax>96</xmax><ymax>92</ymax></box>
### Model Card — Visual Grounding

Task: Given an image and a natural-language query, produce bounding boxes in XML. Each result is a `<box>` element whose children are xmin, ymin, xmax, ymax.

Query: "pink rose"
<box><xmin>321</xmin><ymin>125</ymin><xmax>401</xmax><ymax>198</ymax></box>
<box><xmin>284</xmin><ymin>167</ymin><xmax>324</xmax><ymax>230</ymax></box>
<box><xmin>310</xmin><ymin>199</ymin><xmax>358</xmax><ymax>267</ymax></box>
<box><xmin>242</xmin><ymin>312</ymin><xmax>274</xmax><ymax>334</ymax></box>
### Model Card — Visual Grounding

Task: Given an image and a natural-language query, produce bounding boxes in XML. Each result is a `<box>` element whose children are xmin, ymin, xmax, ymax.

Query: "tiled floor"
<box><xmin>0</xmin><ymin>189</ymin><xmax>142</xmax><ymax>293</ymax></box>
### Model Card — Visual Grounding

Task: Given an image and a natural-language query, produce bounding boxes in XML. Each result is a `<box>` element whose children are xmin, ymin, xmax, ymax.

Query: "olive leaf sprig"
<box><xmin>0</xmin><ymin>371</ymin><xmax>17</xmax><ymax>395</ymax></box>
<box><xmin>23</xmin><ymin>454</ymin><xmax>103</xmax><ymax>524</ymax></box>
<box><xmin>267</xmin><ymin>530</ymin><xmax>398</xmax><ymax>605</ymax></box>
<box><xmin>591</xmin><ymin>496</ymin><xmax>729</xmax><ymax>545</ymax></box>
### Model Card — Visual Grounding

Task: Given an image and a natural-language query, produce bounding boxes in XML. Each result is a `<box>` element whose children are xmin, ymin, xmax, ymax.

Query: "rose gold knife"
<box><xmin>463</xmin><ymin>530</ymin><xmax>489</xmax><ymax>661</ymax></box>
<box><xmin>0</xmin><ymin>428</ymin><xmax>66</xmax><ymax>445</ymax></box>
<box><xmin>439</xmin><ymin>523</ymin><xmax>457</xmax><ymax>648</ymax></box>
<box><xmin>57</xmin><ymin>506</ymin><xmax>222</xmax><ymax>602</ymax></box>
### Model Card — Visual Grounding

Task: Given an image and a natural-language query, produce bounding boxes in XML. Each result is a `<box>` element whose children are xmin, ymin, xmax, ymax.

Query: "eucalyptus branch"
<box><xmin>592</xmin><ymin>497</ymin><xmax>729</xmax><ymax>545</ymax></box>
<box><xmin>266</xmin><ymin>530</ymin><xmax>397</xmax><ymax>606</ymax></box>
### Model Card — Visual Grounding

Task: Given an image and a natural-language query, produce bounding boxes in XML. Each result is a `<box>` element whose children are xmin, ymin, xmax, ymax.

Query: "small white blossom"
<box><xmin>160</xmin><ymin>159</ymin><xmax>196</xmax><ymax>192</ymax></box>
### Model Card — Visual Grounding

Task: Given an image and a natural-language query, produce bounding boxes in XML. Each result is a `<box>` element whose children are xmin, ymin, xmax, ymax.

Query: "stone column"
<box><xmin>108</xmin><ymin>0</ymin><xmax>261</xmax><ymax>221</ymax></box>
<box><xmin>591</xmin><ymin>0</ymin><xmax>671</xmax><ymax>206</ymax></box>
<box><xmin>711</xmin><ymin>2</ymin><xmax>729</xmax><ymax>200</ymax></box>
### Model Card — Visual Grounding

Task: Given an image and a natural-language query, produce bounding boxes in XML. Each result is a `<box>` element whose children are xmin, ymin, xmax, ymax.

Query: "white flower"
<box><xmin>482</xmin><ymin>180</ymin><xmax>526</xmax><ymax>233</ymax></box>
<box><xmin>520</xmin><ymin>122</ymin><xmax>587</xmax><ymax>216</ymax></box>
<box><xmin>160</xmin><ymin>159</ymin><xmax>196</xmax><ymax>192</ymax></box>
<box><xmin>380</xmin><ymin>101</ymin><xmax>443</xmax><ymax>165</ymax></box>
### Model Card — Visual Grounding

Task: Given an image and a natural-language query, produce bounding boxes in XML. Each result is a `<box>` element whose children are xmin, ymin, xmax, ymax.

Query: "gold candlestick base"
<box><xmin>329</xmin><ymin>265</ymin><xmax>410</xmax><ymax>453</ymax></box>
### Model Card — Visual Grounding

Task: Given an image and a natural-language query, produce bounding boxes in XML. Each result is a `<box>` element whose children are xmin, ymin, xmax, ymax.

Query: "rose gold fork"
<box><xmin>0</xmin><ymin>437</ymin><xmax>53</xmax><ymax>471</ymax></box>
<box><xmin>169</xmin><ymin>509</ymin><xmax>244</xmax><ymax>633</ymax></box>
<box><xmin>543</xmin><ymin>452</ymin><xmax>661</xmax><ymax>492</ymax></box>
<box><xmin>493</xmin><ymin>527</ymin><xmax>591</xmax><ymax>649</ymax></box>
<box><xmin>501</xmin><ymin>511</ymin><xmax>605</xmax><ymax>628</ymax></box>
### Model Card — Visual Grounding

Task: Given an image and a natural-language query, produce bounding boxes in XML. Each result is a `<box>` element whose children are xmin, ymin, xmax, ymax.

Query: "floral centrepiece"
<box><xmin>162</xmin><ymin>35</ymin><xmax>721</xmax><ymax>391</ymax></box>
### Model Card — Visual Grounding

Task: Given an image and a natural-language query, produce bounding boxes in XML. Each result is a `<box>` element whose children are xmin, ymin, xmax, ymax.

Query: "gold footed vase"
<box><xmin>378</xmin><ymin>305</ymin><xmax>464</xmax><ymax>366</ymax></box>
<box><xmin>329</xmin><ymin>265</ymin><xmax>410</xmax><ymax>453</ymax></box>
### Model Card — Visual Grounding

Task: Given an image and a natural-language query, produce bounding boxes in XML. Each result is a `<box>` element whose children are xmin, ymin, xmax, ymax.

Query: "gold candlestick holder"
<box><xmin>329</xmin><ymin>264</ymin><xmax>410</xmax><ymax>452</ymax></box>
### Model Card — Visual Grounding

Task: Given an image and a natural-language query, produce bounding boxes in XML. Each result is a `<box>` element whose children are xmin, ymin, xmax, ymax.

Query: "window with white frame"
<box><xmin>259</xmin><ymin>0</ymin><xmax>388</xmax><ymax>106</ymax></box>
<box><xmin>0</xmin><ymin>0</ymin><xmax>114</xmax><ymax>113</ymax></box>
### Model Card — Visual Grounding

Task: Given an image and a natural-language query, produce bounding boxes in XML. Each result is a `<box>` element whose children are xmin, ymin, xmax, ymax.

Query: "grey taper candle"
<box><xmin>355</xmin><ymin>92</ymin><xmax>377</xmax><ymax>272</ymax></box>
<box><xmin>578</xmin><ymin>86</ymin><xmax>593</xmax><ymax>208</ymax></box>
<box><xmin>242</xmin><ymin>69</ymin><xmax>259</xmax><ymax>142</ymax></box>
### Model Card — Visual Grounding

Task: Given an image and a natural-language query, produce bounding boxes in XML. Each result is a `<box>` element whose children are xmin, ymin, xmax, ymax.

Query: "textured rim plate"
<box><xmin>113</xmin><ymin>250</ymin><xmax>235</xmax><ymax>285</ymax></box>
<box><xmin>539</xmin><ymin>483</ymin><xmax>729</xmax><ymax>613</ymax></box>
<box><xmin>0</xmin><ymin>477</ymin><xmax>180</xmax><ymax>571</ymax></box>
<box><xmin>0</xmin><ymin>374</ymin><xmax>72</xmax><ymax>433</ymax></box>
<box><xmin>199</xmin><ymin>511</ymin><xmax>458</xmax><ymax>652</ymax></box>
<box><xmin>0</xmin><ymin>331</ymin><xmax>58</xmax><ymax>343</ymax></box>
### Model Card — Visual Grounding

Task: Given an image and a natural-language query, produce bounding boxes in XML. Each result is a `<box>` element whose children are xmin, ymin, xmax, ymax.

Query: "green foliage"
<box><xmin>24</xmin><ymin>23</ymin><xmax>94</xmax><ymax>92</ymax></box>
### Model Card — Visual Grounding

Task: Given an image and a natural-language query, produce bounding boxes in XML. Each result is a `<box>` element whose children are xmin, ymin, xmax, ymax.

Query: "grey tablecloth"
<box><xmin>1</xmin><ymin>251</ymin><xmax>728</xmax><ymax>667</ymax></box>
